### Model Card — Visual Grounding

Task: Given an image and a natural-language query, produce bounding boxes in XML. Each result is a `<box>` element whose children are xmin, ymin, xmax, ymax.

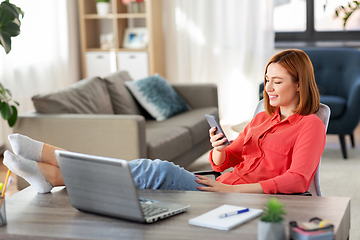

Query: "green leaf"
<box><xmin>0</xmin><ymin>1</ymin><xmax>23</xmax><ymax>54</ymax></box>
<box><xmin>13</xmin><ymin>100</ymin><xmax>19</xmax><ymax>106</ymax></box>
<box><xmin>5</xmin><ymin>88</ymin><xmax>11</xmax><ymax>97</ymax></box>
<box><xmin>1</xmin><ymin>102</ymin><xmax>11</xmax><ymax>120</ymax></box>
<box><xmin>0</xmin><ymin>1</ymin><xmax>20</xmax><ymax>20</ymax></box>
<box><xmin>0</xmin><ymin>30</ymin><xmax>11</xmax><ymax>54</ymax></box>
<box><xmin>0</xmin><ymin>86</ymin><xmax>5</xmax><ymax>96</ymax></box>
<box><xmin>0</xmin><ymin>101</ymin><xmax>4</xmax><ymax>109</ymax></box>
<box><xmin>0</xmin><ymin>8</ymin><xmax>13</xmax><ymax>26</ymax></box>
<box><xmin>7</xmin><ymin>105</ymin><xmax>17</xmax><ymax>127</ymax></box>
<box><xmin>260</xmin><ymin>198</ymin><xmax>286</xmax><ymax>223</ymax></box>
<box><xmin>2</xmin><ymin>21</ymin><xmax>20</xmax><ymax>37</ymax></box>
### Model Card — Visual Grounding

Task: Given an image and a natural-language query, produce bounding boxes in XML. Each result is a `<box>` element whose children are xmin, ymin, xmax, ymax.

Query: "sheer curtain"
<box><xmin>162</xmin><ymin>0</ymin><xmax>274</xmax><ymax>126</ymax></box>
<box><xmin>0</xmin><ymin>0</ymin><xmax>80</xmax><ymax>147</ymax></box>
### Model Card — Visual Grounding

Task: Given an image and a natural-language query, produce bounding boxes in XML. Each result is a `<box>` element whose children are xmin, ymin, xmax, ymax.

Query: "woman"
<box><xmin>3</xmin><ymin>49</ymin><xmax>326</xmax><ymax>194</ymax></box>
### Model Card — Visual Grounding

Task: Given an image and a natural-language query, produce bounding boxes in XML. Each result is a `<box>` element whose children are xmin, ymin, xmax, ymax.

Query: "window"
<box><xmin>274</xmin><ymin>0</ymin><xmax>360</xmax><ymax>44</ymax></box>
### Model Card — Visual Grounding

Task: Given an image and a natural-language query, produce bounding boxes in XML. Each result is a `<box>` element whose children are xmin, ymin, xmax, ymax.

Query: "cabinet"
<box><xmin>117</xmin><ymin>51</ymin><xmax>149</xmax><ymax>80</ymax></box>
<box><xmin>85</xmin><ymin>52</ymin><xmax>117</xmax><ymax>78</ymax></box>
<box><xmin>78</xmin><ymin>0</ymin><xmax>164</xmax><ymax>79</ymax></box>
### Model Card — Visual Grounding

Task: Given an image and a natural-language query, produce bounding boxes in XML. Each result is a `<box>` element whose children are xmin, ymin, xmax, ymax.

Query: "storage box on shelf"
<box><xmin>78</xmin><ymin>0</ymin><xmax>164</xmax><ymax>79</ymax></box>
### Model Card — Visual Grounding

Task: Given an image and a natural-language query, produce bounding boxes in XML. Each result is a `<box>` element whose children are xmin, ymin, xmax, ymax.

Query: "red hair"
<box><xmin>263</xmin><ymin>49</ymin><xmax>320</xmax><ymax>116</ymax></box>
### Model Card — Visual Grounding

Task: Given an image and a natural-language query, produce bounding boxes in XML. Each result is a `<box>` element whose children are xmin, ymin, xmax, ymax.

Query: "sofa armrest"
<box><xmin>13</xmin><ymin>113</ymin><xmax>147</xmax><ymax>161</ymax></box>
<box><xmin>172</xmin><ymin>84</ymin><xmax>218</xmax><ymax>109</ymax></box>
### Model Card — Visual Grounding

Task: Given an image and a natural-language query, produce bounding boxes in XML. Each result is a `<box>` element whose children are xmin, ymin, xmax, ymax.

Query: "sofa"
<box><xmin>14</xmin><ymin>71</ymin><xmax>219</xmax><ymax>189</ymax></box>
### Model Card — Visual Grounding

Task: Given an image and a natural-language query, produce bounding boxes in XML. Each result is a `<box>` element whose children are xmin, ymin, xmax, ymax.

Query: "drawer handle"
<box><xmin>129</xmin><ymin>55</ymin><xmax>136</xmax><ymax>59</ymax></box>
<box><xmin>96</xmin><ymin>56</ymin><xmax>104</xmax><ymax>59</ymax></box>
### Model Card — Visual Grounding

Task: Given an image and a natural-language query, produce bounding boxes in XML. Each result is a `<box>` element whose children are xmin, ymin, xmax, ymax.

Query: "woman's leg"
<box><xmin>129</xmin><ymin>159</ymin><xmax>203</xmax><ymax>191</ymax></box>
<box><xmin>40</xmin><ymin>144</ymin><xmax>63</xmax><ymax>167</ymax></box>
<box><xmin>6</xmin><ymin>134</ymin><xmax>65</xmax><ymax>193</ymax></box>
<box><xmin>6</xmin><ymin>134</ymin><xmax>203</xmax><ymax>192</ymax></box>
<box><xmin>37</xmin><ymin>162</ymin><xmax>64</xmax><ymax>187</ymax></box>
<box><xmin>3</xmin><ymin>151</ymin><xmax>53</xmax><ymax>193</ymax></box>
<box><xmin>9</xmin><ymin>133</ymin><xmax>62</xmax><ymax>167</ymax></box>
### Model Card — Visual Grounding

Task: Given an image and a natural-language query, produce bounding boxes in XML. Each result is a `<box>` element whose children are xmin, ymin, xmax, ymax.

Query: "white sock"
<box><xmin>8</xmin><ymin>134</ymin><xmax>44</xmax><ymax>162</ymax></box>
<box><xmin>3</xmin><ymin>150</ymin><xmax>52</xmax><ymax>194</ymax></box>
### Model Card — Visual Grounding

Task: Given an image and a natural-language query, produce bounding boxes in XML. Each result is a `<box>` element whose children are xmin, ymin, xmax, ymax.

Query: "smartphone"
<box><xmin>205</xmin><ymin>114</ymin><xmax>230</xmax><ymax>145</ymax></box>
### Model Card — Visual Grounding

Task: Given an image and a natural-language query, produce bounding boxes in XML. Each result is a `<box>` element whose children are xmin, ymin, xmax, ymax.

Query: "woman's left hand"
<box><xmin>195</xmin><ymin>175</ymin><xmax>232</xmax><ymax>192</ymax></box>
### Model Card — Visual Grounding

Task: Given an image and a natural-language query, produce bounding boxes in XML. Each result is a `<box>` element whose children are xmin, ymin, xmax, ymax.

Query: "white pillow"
<box><xmin>124</xmin><ymin>74</ymin><xmax>190</xmax><ymax>121</ymax></box>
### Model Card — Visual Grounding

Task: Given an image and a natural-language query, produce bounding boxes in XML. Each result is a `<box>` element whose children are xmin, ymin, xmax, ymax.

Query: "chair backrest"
<box><xmin>304</xmin><ymin>48</ymin><xmax>360</xmax><ymax>99</ymax></box>
<box><xmin>254</xmin><ymin>100</ymin><xmax>331</xmax><ymax>196</ymax></box>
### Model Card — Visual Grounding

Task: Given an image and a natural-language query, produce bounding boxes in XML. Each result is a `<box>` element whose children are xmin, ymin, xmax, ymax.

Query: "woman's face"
<box><xmin>265</xmin><ymin>63</ymin><xmax>300</xmax><ymax>117</ymax></box>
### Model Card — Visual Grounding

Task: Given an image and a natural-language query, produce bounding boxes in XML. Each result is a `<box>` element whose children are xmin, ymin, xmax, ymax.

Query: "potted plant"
<box><xmin>324</xmin><ymin>0</ymin><xmax>360</xmax><ymax>29</ymax></box>
<box><xmin>122</xmin><ymin>0</ymin><xmax>144</xmax><ymax>13</ymax></box>
<box><xmin>0</xmin><ymin>0</ymin><xmax>23</xmax><ymax>127</ymax></box>
<box><xmin>258</xmin><ymin>198</ymin><xmax>286</xmax><ymax>240</ymax></box>
<box><xmin>95</xmin><ymin>0</ymin><xmax>110</xmax><ymax>16</ymax></box>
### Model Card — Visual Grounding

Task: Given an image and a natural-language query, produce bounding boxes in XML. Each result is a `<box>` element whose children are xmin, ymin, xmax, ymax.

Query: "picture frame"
<box><xmin>122</xmin><ymin>27</ymin><xmax>149</xmax><ymax>49</ymax></box>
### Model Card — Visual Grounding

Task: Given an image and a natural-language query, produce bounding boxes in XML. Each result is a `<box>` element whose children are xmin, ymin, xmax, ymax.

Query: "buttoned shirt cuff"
<box><xmin>208</xmin><ymin>149</ymin><xmax>230</xmax><ymax>172</ymax></box>
<box><xmin>259</xmin><ymin>179</ymin><xmax>277</xmax><ymax>194</ymax></box>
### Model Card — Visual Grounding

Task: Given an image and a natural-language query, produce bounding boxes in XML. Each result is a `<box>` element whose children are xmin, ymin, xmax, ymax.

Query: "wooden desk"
<box><xmin>0</xmin><ymin>187</ymin><xmax>350</xmax><ymax>240</ymax></box>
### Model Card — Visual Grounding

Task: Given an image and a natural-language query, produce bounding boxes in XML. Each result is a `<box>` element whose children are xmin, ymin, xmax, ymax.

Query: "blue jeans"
<box><xmin>128</xmin><ymin>159</ymin><xmax>204</xmax><ymax>191</ymax></box>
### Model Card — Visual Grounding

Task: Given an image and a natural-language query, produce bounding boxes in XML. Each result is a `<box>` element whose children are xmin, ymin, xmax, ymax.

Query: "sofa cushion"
<box><xmin>146</xmin><ymin>125</ymin><xmax>192</xmax><ymax>161</ymax></box>
<box><xmin>125</xmin><ymin>74</ymin><xmax>190</xmax><ymax>121</ymax></box>
<box><xmin>320</xmin><ymin>95</ymin><xmax>346</xmax><ymax>119</ymax></box>
<box><xmin>32</xmin><ymin>77</ymin><xmax>114</xmax><ymax>114</ymax></box>
<box><xmin>103</xmin><ymin>71</ymin><xmax>142</xmax><ymax>115</ymax></box>
<box><xmin>146</xmin><ymin>107</ymin><xmax>218</xmax><ymax>145</ymax></box>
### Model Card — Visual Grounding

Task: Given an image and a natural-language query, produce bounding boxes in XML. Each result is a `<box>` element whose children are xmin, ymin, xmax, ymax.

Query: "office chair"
<box><xmin>195</xmin><ymin>100</ymin><xmax>330</xmax><ymax>196</ymax></box>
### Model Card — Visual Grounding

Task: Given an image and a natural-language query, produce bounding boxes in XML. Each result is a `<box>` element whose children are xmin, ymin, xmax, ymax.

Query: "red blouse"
<box><xmin>209</xmin><ymin>109</ymin><xmax>326</xmax><ymax>194</ymax></box>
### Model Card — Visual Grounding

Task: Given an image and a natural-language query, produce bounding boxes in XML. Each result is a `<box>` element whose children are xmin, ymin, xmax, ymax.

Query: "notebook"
<box><xmin>55</xmin><ymin>150</ymin><xmax>190</xmax><ymax>223</ymax></box>
<box><xmin>188</xmin><ymin>204</ymin><xmax>263</xmax><ymax>230</ymax></box>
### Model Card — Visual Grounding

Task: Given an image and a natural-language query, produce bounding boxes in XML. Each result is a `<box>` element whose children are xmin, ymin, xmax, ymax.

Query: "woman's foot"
<box><xmin>8</xmin><ymin>134</ymin><xmax>43</xmax><ymax>162</ymax></box>
<box><xmin>3</xmin><ymin>150</ymin><xmax>52</xmax><ymax>193</ymax></box>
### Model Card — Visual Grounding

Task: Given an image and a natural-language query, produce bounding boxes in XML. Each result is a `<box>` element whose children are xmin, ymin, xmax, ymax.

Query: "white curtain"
<box><xmin>162</xmin><ymin>0</ymin><xmax>274</xmax><ymax>126</ymax></box>
<box><xmin>0</xmin><ymin>0</ymin><xmax>81</xmax><ymax>147</ymax></box>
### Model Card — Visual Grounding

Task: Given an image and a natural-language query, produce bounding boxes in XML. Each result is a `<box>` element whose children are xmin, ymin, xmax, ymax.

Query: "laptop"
<box><xmin>55</xmin><ymin>150</ymin><xmax>190</xmax><ymax>223</ymax></box>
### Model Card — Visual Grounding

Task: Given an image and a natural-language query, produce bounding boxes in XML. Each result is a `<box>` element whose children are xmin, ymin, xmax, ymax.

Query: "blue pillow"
<box><xmin>124</xmin><ymin>74</ymin><xmax>190</xmax><ymax>121</ymax></box>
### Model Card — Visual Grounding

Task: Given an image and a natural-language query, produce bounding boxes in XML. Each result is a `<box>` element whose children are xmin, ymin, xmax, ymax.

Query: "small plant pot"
<box><xmin>96</xmin><ymin>2</ymin><xmax>110</xmax><ymax>16</ymax></box>
<box><xmin>257</xmin><ymin>220</ymin><xmax>285</xmax><ymax>240</ymax></box>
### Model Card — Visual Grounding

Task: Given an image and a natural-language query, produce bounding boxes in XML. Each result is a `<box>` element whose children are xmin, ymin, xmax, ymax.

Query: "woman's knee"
<box><xmin>128</xmin><ymin>158</ymin><xmax>196</xmax><ymax>190</ymax></box>
<box><xmin>129</xmin><ymin>158</ymin><xmax>170</xmax><ymax>176</ymax></box>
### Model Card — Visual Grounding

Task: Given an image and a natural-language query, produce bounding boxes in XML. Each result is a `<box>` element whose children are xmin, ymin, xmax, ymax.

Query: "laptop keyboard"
<box><xmin>139</xmin><ymin>198</ymin><xmax>169</xmax><ymax>217</ymax></box>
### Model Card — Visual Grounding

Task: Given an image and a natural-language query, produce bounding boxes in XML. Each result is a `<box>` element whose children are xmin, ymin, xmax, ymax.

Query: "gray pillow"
<box><xmin>103</xmin><ymin>71</ymin><xmax>142</xmax><ymax>115</ymax></box>
<box><xmin>32</xmin><ymin>77</ymin><xmax>114</xmax><ymax>114</ymax></box>
<box><xmin>125</xmin><ymin>74</ymin><xmax>190</xmax><ymax>121</ymax></box>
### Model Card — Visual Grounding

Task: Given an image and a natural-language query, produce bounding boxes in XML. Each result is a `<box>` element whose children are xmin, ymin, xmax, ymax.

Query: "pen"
<box><xmin>1</xmin><ymin>170</ymin><xmax>11</xmax><ymax>198</ymax></box>
<box><xmin>219</xmin><ymin>208</ymin><xmax>249</xmax><ymax>218</ymax></box>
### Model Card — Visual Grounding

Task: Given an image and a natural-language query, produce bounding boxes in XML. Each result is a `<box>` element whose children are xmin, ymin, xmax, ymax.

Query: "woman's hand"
<box><xmin>195</xmin><ymin>175</ymin><xmax>265</xmax><ymax>194</ymax></box>
<box><xmin>195</xmin><ymin>175</ymin><xmax>232</xmax><ymax>192</ymax></box>
<box><xmin>209</xmin><ymin>127</ymin><xmax>228</xmax><ymax>152</ymax></box>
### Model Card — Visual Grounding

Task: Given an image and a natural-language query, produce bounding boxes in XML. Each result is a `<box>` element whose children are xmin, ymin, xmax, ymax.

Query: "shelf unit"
<box><xmin>78</xmin><ymin>0</ymin><xmax>164</xmax><ymax>79</ymax></box>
